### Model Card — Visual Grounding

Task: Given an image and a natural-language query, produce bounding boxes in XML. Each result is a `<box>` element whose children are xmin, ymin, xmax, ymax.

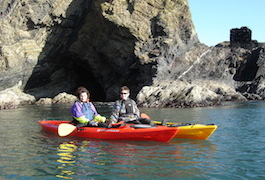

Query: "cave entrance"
<box><xmin>233</xmin><ymin>48</ymin><xmax>260</xmax><ymax>81</ymax></box>
<box><xmin>73</xmin><ymin>63</ymin><xmax>106</xmax><ymax>102</ymax></box>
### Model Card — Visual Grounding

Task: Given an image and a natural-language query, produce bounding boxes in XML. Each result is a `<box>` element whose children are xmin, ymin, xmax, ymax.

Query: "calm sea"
<box><xmin>0</xmin><ymin>101</ymin><xmax>265</xmax><ymax>180</ymax></box>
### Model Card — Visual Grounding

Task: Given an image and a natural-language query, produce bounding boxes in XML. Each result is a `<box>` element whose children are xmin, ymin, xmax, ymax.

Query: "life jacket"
<box><xmin>79</xmin><ymin>101</ymin><xmax>94</xmax><ymax>120</ymax></box>
<box><xmin>119</xmin><ymin>99</ymin><xmax>135</xmax><ymax>116</ymax></box>
<box><xmin>124</xmin><ymin>99</ymin><xmax>134</xmax><ymax>114</ymax></box>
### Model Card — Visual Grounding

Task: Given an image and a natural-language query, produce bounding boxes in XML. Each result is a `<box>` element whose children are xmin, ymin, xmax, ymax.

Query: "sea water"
<box><xmin>0</xmin><ymin>102</ymin><xmax>265</xmax><ymax>180</ymax></box>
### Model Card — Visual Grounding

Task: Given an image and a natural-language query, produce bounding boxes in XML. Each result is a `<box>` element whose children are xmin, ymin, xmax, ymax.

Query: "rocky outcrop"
<box><xmin>137</xmin><ymin>45</ymin><xmax>249</xmax><ymax>108</ymax></box>
<box><xmin>0</xmin><ymin>81</ymin><xmax>35</xmax><ymax>109</ymax></box>
<box><xmin>137</xmin><ymin>29</ymin><xmax>265</xmax><ymax>107</ymax></box>
<box><xmin>236</xmin><ymin>74</ymin><xmax>265</xmax><ymax>100</ymax></box>
<box><xmin>68</xmin><ymin>0</ymin><xmax>200</xmax><ymax>100</ymax></box>
<box><xmin>232</xmin><ymin>44</ymin><xmax>265</xmax><ymax>100</ymax></box>
<box><xmin>35</xmin><ymin>92</ymin><xmax>77</xmax><ymax>105</ymax></box>
<box><xmin>0</xmin><ymin>0</ymin><xmax>265</xmax><ymax>109</ymax></box>
<box><xmin>0</xmin><ymin>82</ymin><xmax>77</xmax><ymax>108</ymax></box>
<box><xmin>0</xmin><ymin>0</ymin><xmax>201</xmax><ymax>106</ymax></box>
<box><xmin>0</xmin><ymin>0</ymin><xmax>89</xmax><ymax>95</ymax></box>
<box><xmin>137</xmin><ymin>80</ymin><xmax>246</xmax><ymax>108</ymax></box>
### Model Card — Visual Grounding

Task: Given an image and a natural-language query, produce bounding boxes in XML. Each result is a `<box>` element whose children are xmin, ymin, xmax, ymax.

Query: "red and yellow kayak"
<box><xmin>155</xmin><ymin>121</ymin><xmax>218</xmax><ymax>140</ymax></box>
<box><xmin>39</xmin><ymin>120</ymin><xmax>179</xmax><ymax>142</ymax></box>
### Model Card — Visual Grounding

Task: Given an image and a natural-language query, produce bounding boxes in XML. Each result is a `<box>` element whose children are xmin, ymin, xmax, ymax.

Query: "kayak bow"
<box><xmin>155</xmin><ymin>121</ymin><xmax>217</xmax><ymax>140</ymax></box>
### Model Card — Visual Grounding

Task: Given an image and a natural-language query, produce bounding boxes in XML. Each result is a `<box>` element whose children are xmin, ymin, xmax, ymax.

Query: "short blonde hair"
<box><xmin>120</xmin><ymin>86</ymin><xmax>130</xmax><ymax>93</ymax></box>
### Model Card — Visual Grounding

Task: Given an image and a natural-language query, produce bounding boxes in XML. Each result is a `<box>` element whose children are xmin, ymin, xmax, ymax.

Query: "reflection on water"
<box><xmin>52</xmin><ymin>138</ymin><xmax>218</xmax><ymax>179</ymax></box>
<box><xmin>1</xmin><ymin>102</ymin><xmax>265</xmax><ymax>179</ymax></box>
<box><xmin>56</xmin><ymin>142</ymin><xmax>77</xmax><ymax>179</ymax></box>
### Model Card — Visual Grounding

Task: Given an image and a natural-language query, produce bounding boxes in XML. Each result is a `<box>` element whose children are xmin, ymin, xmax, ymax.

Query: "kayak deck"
<box><xmin>175</xmin><ymin>124</ymin><xmax>217</xmax><ymax>140</ymax></box>
<box><xmin>155</xmin><ymin>121</ymin><xmax>217</xmax><ymax>140</ymax></box>
<box><xmin>39</xmin><ymin>120</ymin><xmax>179</xmax><ymax>142</ymax></box>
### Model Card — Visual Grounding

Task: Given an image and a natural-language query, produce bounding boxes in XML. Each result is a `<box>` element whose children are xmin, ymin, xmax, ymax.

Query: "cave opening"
<box><xmin>233</xmin><ymin>48</ymin><xmax>260</xmax><ymax>81</ymax></box>
<box><xmin>72</xmin><ymin>63</ymin><xmax>106</xmax><ymax>102</ymax></box>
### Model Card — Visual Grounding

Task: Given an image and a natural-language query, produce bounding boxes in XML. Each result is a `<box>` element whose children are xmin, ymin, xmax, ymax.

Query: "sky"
<box><xmin>188</xmin><ymin>0</ymin><xmax>265</xmax><ymax>46</ymax></box>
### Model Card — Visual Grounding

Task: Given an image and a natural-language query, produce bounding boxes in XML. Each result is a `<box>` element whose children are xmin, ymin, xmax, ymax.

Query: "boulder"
<box><xmin>35</xmin><ymin>98</ymin><xmax>52</xmax><ymax>105</ymax></box>
<box><xmin>0</xmin><ymin>91</ymin><xmax>20</xmax><ymax>109</ymax></box>
<box><xmin>137</xmin><ymin>80</ymin><xmax>246</xmax><ymax>108</ymax></box>
<box><xmin>52</xmin><ymin>92</ymin><xmax>77</xmax><ymax>104</ymax></box>
<box><xmin>0</xmin><ymin>82</ymin><xmax>35</xmax><ymax>109</ymax></box>
<box><xmin>35</xmin><ymin>93</ymin><xmax>77</xmax><ymax>105</ymax></box>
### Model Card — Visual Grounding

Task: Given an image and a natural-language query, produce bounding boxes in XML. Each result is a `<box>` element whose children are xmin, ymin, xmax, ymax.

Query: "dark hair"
<box><xmin>76</xmin><ymin>86</ymin><xmax>90</xmax><ymax>99</ymax></box>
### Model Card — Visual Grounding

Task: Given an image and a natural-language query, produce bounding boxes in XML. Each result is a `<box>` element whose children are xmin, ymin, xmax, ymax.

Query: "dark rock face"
<box><xmin>66</xmin><ymin>0</ymin><xmax>199</xmax><ymax>101</ymax></box>
<box><xmin>0</xmin><ymin>0</ymin><xmax>93</xmax><ymax>98</ymax></box>
<box><xmin>23</xmin><ymin>0</ymin><xmax>93</xmax><ymax>99</ymax></box>
<box><xmin>0</xmin><ymin>0</ymin><xmax>198</xmax><ymax>102</ymax></box>
<box><xmin>235</xmin><ymin>46</ymin><xmax>265</xmax><ymax>100</ymax></box>
<box><xmin>233</xmin><ymin>47</ymin><xmax>260</xmax><ymax>81</ymax></box>
<box><xmin>67</xmin><ymin>4</ymin><xmax>155</xmax><ymax>101</ymax></box>
<box><xmin>1</xmin><ymin>0</ymin><xmax>265</xmax><ymax>109</ymax></box>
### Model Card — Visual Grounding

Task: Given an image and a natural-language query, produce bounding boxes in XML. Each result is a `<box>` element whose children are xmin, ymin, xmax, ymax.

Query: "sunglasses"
<box><xmin>120</xmin><ymin>92</ymin><xmax>128</xmax><ymax>95</ymax></box>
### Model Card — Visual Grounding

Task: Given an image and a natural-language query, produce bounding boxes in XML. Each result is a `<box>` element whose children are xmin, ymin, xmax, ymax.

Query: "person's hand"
<box><xmin>89</xmin><ymin>121</ymin><xmax>98</xmax><ymax>126</ymax></box>
<box><xmin>93</xmin><ymin>115</ymin><xmax>106</xmax><ymax>122</ymax></box>
<box><xmin>77</xmin><ymin>116</ymin><xmax>90</xmax><ymax>124</ymax></box>
<box><xmin>119</xmin><ymin>116</ymin><xmax>137</xmax><ymax>122</ymax></box>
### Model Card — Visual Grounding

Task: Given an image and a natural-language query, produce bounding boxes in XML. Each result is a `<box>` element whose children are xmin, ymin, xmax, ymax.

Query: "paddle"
<box><xmin>141</xmin><ymin>113</ymin><xmax>175</xmax><ymax>126</ymax></box>
<box><xmin>140</xmin><ymin>113</ymin><xmax>151</xmax><ymax>120</ymax></box>
<box><xmin>58</xmin><ymin>123</ymin><xmax>76</xmax><ymax>137</ymax></box>
<box><xmin>108</xmin><ymin>120</ymin><xmax>125</xmax><ymax>128</ymax></box>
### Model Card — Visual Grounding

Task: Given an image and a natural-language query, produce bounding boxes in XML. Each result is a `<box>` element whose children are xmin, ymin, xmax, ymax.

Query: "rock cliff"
<box><xmin>0</xmin><ymin>0</ymin><xmax>265</xmax><ymax>109</ymax></box>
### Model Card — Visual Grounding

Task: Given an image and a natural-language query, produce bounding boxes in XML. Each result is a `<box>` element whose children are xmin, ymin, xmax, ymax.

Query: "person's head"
<box><xmin>120</xmin><ymin>86</ymin><xmax>130</xmax><ymax>100</ymax></box>
<box><xmin>76</xmin><ymin>86</ymin><xmax>90</xmax><ymax>102</ymax></box>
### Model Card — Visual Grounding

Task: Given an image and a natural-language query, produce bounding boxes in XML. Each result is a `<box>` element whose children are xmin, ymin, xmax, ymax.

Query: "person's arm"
<box><xmin>132</xmin><ymin>100</ymin><xmax>140</xmax><ymax>118</ymax></box>
<box><xmin>110</xmin><ymin>100</ymin><xmax>121</xmax><ymax>123</ymax></box>
<box><xmin>90</xmin><ymin>102</ymin><xmax>99</xmax><ymax>116</ymax></box>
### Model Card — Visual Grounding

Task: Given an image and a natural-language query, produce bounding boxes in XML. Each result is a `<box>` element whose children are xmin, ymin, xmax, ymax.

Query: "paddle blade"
<box><xmin>58</xmin><ymin>123</ymin><xmax>76</xmax><ymax>137</ymax></box>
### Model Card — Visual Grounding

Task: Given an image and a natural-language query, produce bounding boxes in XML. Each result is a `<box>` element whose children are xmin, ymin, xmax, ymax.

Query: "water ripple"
<box><xmin>1</xmin><ymin>103</ymin><xmax>265</xmax><ymax>179</ymax></box>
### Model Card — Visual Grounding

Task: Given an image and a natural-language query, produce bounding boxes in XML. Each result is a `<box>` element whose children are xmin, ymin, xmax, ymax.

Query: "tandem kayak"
<box><xmin>39</xmin><ymin>120</ymin><xmax>179</xmax><ymax>142</ymax></box>
<box><xmin>155</xmin><ymin>121</ymin><xmax>218</xmax><ymax>140</ymax></box>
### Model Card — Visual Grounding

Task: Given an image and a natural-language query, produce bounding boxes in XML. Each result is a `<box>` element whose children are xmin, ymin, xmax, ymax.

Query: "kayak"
<box><xmin>141</xmin><ymin>113</ymin><xmax>217</xmax><ymax>140</ymax></box>
<box><xmin>155</xmin><ymin>121</ymin><xmax>217</xmax><ymax>140</ymax></box>
<box><xmin>39</xmin><ymin>120</ymin><xmax>179</xmax><ymax>142</ymax></box>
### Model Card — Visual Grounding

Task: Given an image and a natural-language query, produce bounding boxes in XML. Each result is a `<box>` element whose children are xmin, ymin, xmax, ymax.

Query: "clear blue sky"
<box><xmin>188</xmin><ymin>0</ymin><xmax>265</xmax><ymax>46</ymax></box>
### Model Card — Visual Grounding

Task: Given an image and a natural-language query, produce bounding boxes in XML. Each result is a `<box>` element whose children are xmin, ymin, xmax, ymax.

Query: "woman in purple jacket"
<box><xmin>70</xmin><ymin>87</ymin><xmax>106</xmax><ymax>127</ymax></box>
